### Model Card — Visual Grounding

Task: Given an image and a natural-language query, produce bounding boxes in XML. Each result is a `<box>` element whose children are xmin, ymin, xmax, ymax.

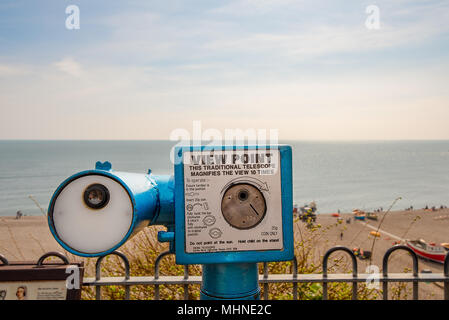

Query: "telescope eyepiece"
<box><xmin>238</xmin><ymin>190</ymin><xmax>249</xmax><ymax>201</ymax></box>
<box><xmin>83</xmin><ymin>183</ymin><xmax>110</xmax><ymax>209</ymax></box>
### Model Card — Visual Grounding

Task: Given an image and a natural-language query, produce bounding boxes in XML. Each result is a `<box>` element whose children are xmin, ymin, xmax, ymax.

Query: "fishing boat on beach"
<box><xmin>406</xmin><ymin>239</ymin><xmax>449</xmax><ymax>264</ymax></box>
<box><xmin>353</xmin><ymin>209</ymin><xmax>366</xmax><ymax>221</ymax></box>
<box><xmin>370</xmin><ymin>231</ymin><xmax>381</xmax><ymax>237</ymax></box>
<box><xmin>331</xmin><ymin>213</ymin><xmax>340</xmax><ymax>217</ymax></box>
<box><xmin>366</xmin><ymin>212</ymin><xmax>378</xmax><ymax>221</ymax></box>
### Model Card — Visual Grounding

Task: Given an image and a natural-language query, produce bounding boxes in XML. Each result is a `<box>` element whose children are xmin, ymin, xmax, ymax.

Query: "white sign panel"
<box><xmin>183</xmin><ymin>149</ymin><xmax>283</xmax><ymax>253</ymax></box>
<box><xmin>0</xmin><ymin>281</ymin><xmax>67</xmax><ymax>300</ymax></box>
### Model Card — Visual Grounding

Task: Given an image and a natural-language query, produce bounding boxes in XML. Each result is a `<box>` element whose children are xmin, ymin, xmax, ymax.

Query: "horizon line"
<box><xmin>1</xmin><ymin>139</ymin><xmax>449</xmax><ymax>142</ymax></box>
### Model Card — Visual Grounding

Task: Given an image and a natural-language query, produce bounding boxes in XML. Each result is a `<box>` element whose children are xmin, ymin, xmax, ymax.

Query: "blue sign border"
<box><xmin>174</xmin><ymin>145</ymin><xmax>293</xmax><ymax>264</ymax></box>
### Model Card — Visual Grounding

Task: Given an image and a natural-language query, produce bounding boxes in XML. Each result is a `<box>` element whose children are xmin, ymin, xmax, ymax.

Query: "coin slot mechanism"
<box><xmin>221</xmin><ymin>183</ymin><xmax>267</xmax><ymax>230</ymax></box>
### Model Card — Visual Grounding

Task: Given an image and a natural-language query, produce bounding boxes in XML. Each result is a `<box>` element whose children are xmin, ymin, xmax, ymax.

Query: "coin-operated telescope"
<box><xmin>48</xmin><ymin>145</ymin><xmax>293</xmax><ymax>300</ymax></box>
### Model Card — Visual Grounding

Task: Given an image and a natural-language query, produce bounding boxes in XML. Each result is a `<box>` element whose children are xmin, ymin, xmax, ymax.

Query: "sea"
<box><xmin>0</xmin><ymin>140</ymin><xmax>448</xmax><ymax>216</ymax></box>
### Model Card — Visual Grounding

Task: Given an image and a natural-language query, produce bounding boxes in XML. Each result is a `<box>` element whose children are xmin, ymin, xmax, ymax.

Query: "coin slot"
<box><xmin>221</xmin><ymin>183</ymin><xmax>266</xmax><ymax>230</ymax></box>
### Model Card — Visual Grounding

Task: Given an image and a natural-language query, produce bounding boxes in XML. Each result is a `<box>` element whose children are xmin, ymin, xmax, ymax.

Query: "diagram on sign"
<box><xmin>186</xmin><ymin>202</ymin><xmax>209</xmax><ymax>212</ymax></box>
<box><xmin>202</xmin><ymin>215</ymin><xmax>216</xmax><ymax>226</ymax></box>
<box><xmin>209</xmin><ymin>228</ymin><xmax>222</xmax><ymax>239</ymax></box>
<box><xmin>220</xmin><ymin>177</ymin><xmax>270</xmax><ymax>194</ymax></box>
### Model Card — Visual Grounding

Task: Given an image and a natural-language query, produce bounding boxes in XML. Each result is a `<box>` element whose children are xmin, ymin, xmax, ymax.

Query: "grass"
<box><xmin>81</xmin><ymin>226</ymin><xmax>203</xmax><ymax>300</ymax></box>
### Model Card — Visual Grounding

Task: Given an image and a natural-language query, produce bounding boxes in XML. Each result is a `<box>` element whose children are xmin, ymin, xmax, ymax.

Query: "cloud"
<box><xmin>53</xmin><ymin>57</ymin><xmax>83</xmax><ymax>77</ymax></box>
<box><xmin>203</xmin><ymin>3</ymin><xmax>449</xmax><ymax>60</ymax></box>
<box><xmin>1</xmin><ymin>1</ymin><xmax>449</xmax><ymax>140</ymax></box>
<box><xmin>209</xmin><ymin>0</ymin><xmax>302</xmax><ymax>15</ymax></box>
<box><xmin>70</xmin><ymin>0</ymin><xmax>449</xmax><ymax>70</ymax></box>
<box><xmin>0</xmin><ymin>64</ymin><xmax>30</xmax><ymax>77</ymax></box>
<box><xmin>0</xmin><ymin>57</ymin><xmax>448</xmax><ymax>140</ymax></box>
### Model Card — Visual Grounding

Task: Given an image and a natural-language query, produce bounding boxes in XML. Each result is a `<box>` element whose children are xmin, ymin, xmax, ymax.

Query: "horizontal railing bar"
<box><xmin>375</xmin><ymin>273</ymin><xmax>447</xmax><ymax>282</ymax></box>
<box><xmin>83</xmin><ymin>273</ymin><xmax>449</xmax><ymax>286</ymax></box>
<box><xmin>259</xmin><ymin>273</ymin><xmax>448</xmax><ymax>283</ymax></box>
<box><xmin>84</xmin><ymin>276</ymin><xmax>202</xmax><ymax>286</ymax></box>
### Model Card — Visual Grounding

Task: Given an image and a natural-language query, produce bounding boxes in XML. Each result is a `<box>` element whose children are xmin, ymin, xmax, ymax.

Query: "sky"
<box><xmin>0</xmin><ymin>0</ymin><xmax>448</xmax><ymax>140</ymax></box>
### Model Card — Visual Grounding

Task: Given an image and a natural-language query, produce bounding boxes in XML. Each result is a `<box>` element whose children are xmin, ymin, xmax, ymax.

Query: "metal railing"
<box><xmin>81</xmin><ymin>245</ymin><xmax>449</xmax><ymax>300</ymax></box>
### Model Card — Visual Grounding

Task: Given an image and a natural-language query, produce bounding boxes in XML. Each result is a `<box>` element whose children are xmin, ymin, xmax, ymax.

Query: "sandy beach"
<box><xmin>0</xmin><ymin>216</ymin><xmax>64</xmax><ymax>262</ymax></box>
<box><xmin>1</xmin><ymin>208</ymin><xmax>448</xmax><ymax>299</ymax></box>
<box><xmin>296</xmin><ymin>208</ymin><xmax>449</xmax><ymax>299</ymax></box>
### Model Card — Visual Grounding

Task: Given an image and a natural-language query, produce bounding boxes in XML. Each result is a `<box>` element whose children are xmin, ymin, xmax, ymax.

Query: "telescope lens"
<box><xmin>51</xmin><ymin>174</ymin><xmax>134</xmax><ymax>255</ymax></box>
<box><xmin>83</xmin><ymin>184</ymin><xmax>110</xmax><ymax>209</ymax></box>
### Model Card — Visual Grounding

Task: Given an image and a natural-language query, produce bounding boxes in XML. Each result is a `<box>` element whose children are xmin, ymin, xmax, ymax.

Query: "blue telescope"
<box><xmin>48</xmin><ymin>145</ymin><xmax>293</xmax><ymax>299</ymax></box>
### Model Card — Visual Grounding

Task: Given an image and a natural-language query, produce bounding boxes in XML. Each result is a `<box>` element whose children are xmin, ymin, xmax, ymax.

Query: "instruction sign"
<box><xmin>0</xmin><ymin>256</ymin><xmax>83</xmax><ymax>300</ymax></box>
<box><xmin>183</xmin><ymin>149</ymin><xmax>283</xmax><ymax>253</ymax></box>
<box><xmin>0</xmin><ymin>281</ymin><xmax>67</xmax><ymax>300</ymax></box>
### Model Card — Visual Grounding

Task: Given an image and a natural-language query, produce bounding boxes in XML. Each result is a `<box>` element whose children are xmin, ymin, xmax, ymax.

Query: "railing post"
<box><xmin>36</xmin><ymin>252</ymin><xmax>69</xmax><ymax>266</ymax></box>
<box><xmin>154</xmin><ymin>251</ymin><xmax>171</xmax><ymax>300</ymax></box>
<box><xmin>95</xmin><ymin>251</ymin><xmax>130</xmax><ymax>300</ymax></box>
<box><xmin>322</xmin><ymin>246</ymin><xmax>358</xmax><ymax>300</ymax></box>
<box><xmin>263</xmin><ymin>262</ymin><xmax>269</xmax><ymax>300</ymax></box>
<box><xmin>183</xmin><ymin>265</ymin><xmax>189</xmax><ymax>300</ymax></box>
<box><xmin>444</xmin><ymin>251</ymin><xmax>449</xmax><ymax>300</ymax></box>
<box><xmin>382</xmin><ymin>245</ymin><xmax>419</xmax><ymax>300</ymax></box>
<box><xmin>292</xmin><ymin>256</ymin><xmax>298</xmax><ymax>300</ymax></box>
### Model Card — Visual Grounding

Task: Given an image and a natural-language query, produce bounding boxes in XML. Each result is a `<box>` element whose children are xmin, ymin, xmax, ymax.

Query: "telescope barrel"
<box><xmin>47</xmin><ymin>164</ymin><xmax>173</xmax><ymax>257</ymax></box>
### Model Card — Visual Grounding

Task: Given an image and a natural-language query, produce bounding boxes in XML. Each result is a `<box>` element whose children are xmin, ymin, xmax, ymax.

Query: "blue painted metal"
<box><xmin>149</xmin><ymin>174</ymin><xmax>175</xmax><ymax>227</ymax></box>
<box><xmin>95</xmin><ymin>161</ymin><xmax>112</xmax><ymax>171</ymax></box>
<box><xmin>47</xmin><ymin>164</ymin><xmax>173</xmax><ymax>257</ymax></box>
<box><xmin>158</xmin><ymin>231</ymin><xmax>175</xmax><ymax>243</ymax></box>
<box><xmin>201</xmin><ymin>263</ymin><xmax>260</xmax><ymax>300</ymax></box>
<box><xmin>174</xmin><ymin>144</ymin><xmax>293</xmax><ymax>265</ymax></box>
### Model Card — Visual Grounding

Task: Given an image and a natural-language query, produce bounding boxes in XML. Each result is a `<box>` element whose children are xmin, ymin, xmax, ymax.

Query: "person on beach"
<box><xmin>15</xmin><ymin>210</ymin><xmax>22</xmax><ymax>220</ymax></box>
